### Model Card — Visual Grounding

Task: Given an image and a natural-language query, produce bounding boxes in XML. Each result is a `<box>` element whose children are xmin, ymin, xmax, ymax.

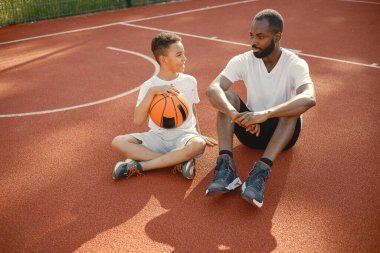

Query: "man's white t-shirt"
<box><xmin>136</xmin><ymin>73</ymin><xmax>200</xmax><ymax>133</ymax></box>
<box><xmin>221</xmin><ymin>48</ymin><xmax>313</xmax><ymax>111</ymax></box>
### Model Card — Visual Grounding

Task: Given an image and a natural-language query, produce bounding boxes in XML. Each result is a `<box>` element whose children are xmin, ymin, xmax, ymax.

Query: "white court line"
<box><xmin>0</xmin><ymin>0</ymin><xmax>257</xmax><ymax>46</ymax></box>
<box><xmin>0</xmin><ymin>23</ymin><xmax>119</xmax><ymax>46</ymax></box>
<box><xmin>121</xmin><ymin>23</ymin><xmax>380</xmax><ymax>69</ymax></box>
<box><xmin>121</xmin><ymin>0</ymin><xmax>258</xmax><ymax>23</ymax></box>
<box><xmin>0</xmin><ymin>0</ymin><xmax>378</xmax><ymax>69</ymax></box>
<box><xmin>0</xmin><ymin>48</ymin><xmax>159</xmax><ymax>118</ymax></box>
<box><xmin>340</xmin><ymin>0</ymin><xmax>380</xmax><ymax>4</ymax></box>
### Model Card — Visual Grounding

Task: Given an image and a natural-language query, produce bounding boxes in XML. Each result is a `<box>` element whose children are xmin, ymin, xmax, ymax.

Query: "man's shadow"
<box><xmin>145</xmin><ymin>144</ymin><xmax>295</xmax><ymax>252</ymax></box>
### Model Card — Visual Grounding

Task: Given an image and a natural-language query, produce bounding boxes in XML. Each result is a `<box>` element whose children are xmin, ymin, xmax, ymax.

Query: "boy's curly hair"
<box><xmin>151</xmin><ymin>32</ymin><xmax>182</xmax><ymax>63</ymax></box>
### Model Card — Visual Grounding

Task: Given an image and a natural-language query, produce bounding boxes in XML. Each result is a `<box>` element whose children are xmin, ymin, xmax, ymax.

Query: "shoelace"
<box><xmin>171</xmin><ymin>164</ymin><xmax>182</xmax><ymax>175</ymax></box>
<box><xmin>213</xmin><ymin>157</ymin><xmax>233</xmax><ymax>181</ymax></box>
<box><xmin>247</xmin><ymin>164</ymin><xmax>270</xmax><ymax>192</ymax></box>
<box><xmin>126</xmin><ymin>167</ymin><xmax>143</xmax><ymax>177</ymax></box>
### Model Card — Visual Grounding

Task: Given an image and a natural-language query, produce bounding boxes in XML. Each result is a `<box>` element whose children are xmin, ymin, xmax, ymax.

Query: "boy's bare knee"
<box><xmin>111</xmin><ymin>135</ymin><xmax>136</xmax><ymax>150</ymax></box>
<box><xmin>111</xmin><ymin>136</ymin><xmax>122</xmax><ymax>149</ymax></box>
<box><xmin>187</xmin><ymin>138</ymin><xmax>206</xmax><ymax>155</ymax></box>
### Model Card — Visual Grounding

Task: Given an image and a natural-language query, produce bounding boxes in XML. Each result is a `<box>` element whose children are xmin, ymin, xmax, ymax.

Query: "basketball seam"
<box><xmin>176</xmin><ymin>95</ymin><xmax>189</xmax><ymax>115</ymax></box>
<box><xmin>170</xmin><ymin>96</ymin><xmax>178</xmax><ymax>128</ymax></box>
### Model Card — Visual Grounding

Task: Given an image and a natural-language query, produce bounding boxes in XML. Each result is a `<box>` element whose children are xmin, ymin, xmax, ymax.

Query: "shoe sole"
<box><xmin>241</xmin><ymin>182</ymin><xmax>263</xmax><ymax>208</ymax></box>
<box><xmin>205</xmin><ymin>177</ymin><xmax>242</xmax><ymax>196</ymax></box>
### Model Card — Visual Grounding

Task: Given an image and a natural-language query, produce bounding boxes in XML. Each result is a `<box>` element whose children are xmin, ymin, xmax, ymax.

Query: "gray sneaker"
<box><xmin>112</xmin><ymin>159</ymin><xmax>143</xmax><ymax>180</ymax></box>
<box><xmin>205</xmin><ymin>154</ymin><xmax>242</xmax><ymax>196</ymax></box>
<box><xmin>241</xmin><ymin>161</ymin><xmax>271</xmax><ymax>208</ymax></box>
<box><xmin>181</xmin><ymin>159</ymin><xmax>195</xmax><ymax>180</ymax></box>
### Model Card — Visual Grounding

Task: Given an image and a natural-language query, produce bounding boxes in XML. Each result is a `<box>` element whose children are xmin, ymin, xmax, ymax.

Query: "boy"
<box><xmin>112</xmin><ymin>32</ymin><xmax>217</xmax><ymax>180</ymax></box>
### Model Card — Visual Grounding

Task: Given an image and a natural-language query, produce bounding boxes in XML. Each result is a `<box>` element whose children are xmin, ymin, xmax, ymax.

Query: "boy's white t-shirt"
<box><xmin>221</xmin><ymin>48</ymin><xmax>313</xmax><ymax>111</ymax></box>
<box><xmin>136</xmin><ymin>73</ymin><xmax>200</xmax><ymax>133</ymax></box>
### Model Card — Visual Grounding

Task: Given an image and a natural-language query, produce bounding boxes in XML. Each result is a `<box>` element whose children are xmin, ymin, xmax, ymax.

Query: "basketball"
<box><xmin>149</xmin><ymin>93</ymin><xmax>190</xmax><ymax>129</ymax></box>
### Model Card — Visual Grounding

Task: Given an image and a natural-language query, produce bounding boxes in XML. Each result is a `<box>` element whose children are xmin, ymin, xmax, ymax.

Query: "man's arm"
<box><xmin>206</xmin><ymin>74</ymin><xmax>238</xmax><ymax>118</ymax></box>
<box><xmin>235</xmin><ymin>83</ymin><xmax>316</xmax><ymax>126</ymax></box>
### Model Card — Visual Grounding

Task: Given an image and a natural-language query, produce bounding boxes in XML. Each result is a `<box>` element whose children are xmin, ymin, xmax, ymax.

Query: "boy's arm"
<box><xmin>134</xmin><ymin>85</ymin><xmax>179</xmax><ymax>126</ymax></box>
<box><xmin>192</xmin><ymin>104</ymin><xmax>218</xmax><ymax>147</ymax></box>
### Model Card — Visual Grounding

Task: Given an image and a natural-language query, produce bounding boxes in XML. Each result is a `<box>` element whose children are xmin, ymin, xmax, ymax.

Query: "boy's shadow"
<box><xmin>145</xmin><ymin>144</ymin><xmax>295</xmax><ymax>252</ymax></box>
<box><xmin>19</xmin><ymin>145</ymin><xmax>192</xmax><ymax>253</ymax></box>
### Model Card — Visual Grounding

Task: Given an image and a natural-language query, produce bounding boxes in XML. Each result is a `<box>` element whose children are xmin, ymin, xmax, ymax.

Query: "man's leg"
<box><xmin>241</xmin><ymin>116</ymin><xmax>299</xmax><ymax>208</ymax></box>
<box><xmin>261</xmin><ymin>116</ymin><xmax>299</xmax><ymax>162</ymax></box>
<box><xmin>206</xmin><ymin>91</ymin><xmax>243</xmax><ymax>196</ymax></box>
<box><xmin>216</xmin><ymin>91</ymin><xmax>241</xmax><ymax>153</ymax></box>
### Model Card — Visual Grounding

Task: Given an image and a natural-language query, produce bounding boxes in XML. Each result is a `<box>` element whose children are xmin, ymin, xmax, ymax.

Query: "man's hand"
<box><xmin>246</xmin><ymin>124</ymin><xmax>261</xmax><ymax>137</ymax></box>
<box><xmin>234</xmin><ymin>111</ymin><xmax>269</xmax><ymax>126</ymax></box>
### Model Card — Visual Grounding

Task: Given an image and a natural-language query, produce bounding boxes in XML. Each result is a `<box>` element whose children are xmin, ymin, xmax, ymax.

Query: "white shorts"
<box><xmin>130</xmin><ymin>129</ymin><xmax>204</xmax><ymax>159</ymax></box>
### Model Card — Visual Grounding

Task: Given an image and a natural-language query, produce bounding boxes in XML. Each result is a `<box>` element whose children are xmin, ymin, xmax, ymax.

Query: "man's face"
<box><xmin>249</xmin><ymin>19</ymin><xmax>278</xmax><ymax>59</ymax></box>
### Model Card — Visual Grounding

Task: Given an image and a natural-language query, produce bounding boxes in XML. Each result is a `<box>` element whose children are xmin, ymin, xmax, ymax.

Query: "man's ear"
<box><xmin>275</xmin><ymin>32</ymin><xmax>282</xmax><ymax>42</ymax></box>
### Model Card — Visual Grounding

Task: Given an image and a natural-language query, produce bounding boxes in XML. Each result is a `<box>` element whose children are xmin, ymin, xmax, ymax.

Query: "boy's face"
<box><xmin>161</xmin><ymin>41</ymin><xmax>187</xmax><ymax>73</ymax></box>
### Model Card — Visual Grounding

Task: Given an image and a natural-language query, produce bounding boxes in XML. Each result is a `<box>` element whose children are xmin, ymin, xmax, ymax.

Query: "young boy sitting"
<box><xmin>112</xmin><ymin>32</ymin><xmax>217</xmax><ymax>180</ymax></box>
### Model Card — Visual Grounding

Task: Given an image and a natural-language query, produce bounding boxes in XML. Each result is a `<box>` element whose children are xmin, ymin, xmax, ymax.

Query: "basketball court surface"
<box><xmin>1</xmin><ymin>0</ymin><xmax>379</xmax><ymax>252</ymax></box>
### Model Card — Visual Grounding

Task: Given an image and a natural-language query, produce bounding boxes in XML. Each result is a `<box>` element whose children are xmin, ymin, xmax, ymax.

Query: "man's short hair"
<box><xmin>151</xmin><ymin>32</ymin><xmax>182</xmax><ymax>62</ymax></box>
<box><xmin>254</xmin><ymin>9</ymin><xmax>284</xmax><ymax>33</ymax></box>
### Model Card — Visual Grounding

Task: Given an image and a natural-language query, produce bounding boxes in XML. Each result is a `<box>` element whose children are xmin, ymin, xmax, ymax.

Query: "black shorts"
<box><xmin>234</xmin><ymin>99</ymin><xmax>301</xmax><ymax>150</ymax></box>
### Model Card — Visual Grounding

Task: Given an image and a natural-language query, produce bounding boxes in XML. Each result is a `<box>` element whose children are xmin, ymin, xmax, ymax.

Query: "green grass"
<box><xmin>0</xmin><ymin>0</ymin><xmax>175</xmax><ymax>27</ymax></box>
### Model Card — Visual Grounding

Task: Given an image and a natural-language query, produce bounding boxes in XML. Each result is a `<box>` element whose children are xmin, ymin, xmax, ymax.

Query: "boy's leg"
<box><xmin>139</xmin><ymin>136</ymin><xmax>205</xmax><ymax>171</ymax></box>
<box><xmin>112</xmin><ymin>134</ymin><xmax>162</xmax><ymax>161</ymax></box>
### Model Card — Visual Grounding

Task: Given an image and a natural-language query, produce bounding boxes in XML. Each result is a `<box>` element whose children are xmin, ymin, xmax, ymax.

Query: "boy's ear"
<box><xmin>158</xmin><ymin>55</ymin><xmax>166</xmax><ymax>64</ymax></box>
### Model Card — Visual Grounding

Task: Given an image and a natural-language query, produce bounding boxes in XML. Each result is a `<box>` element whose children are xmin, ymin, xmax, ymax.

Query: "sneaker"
<box><xmin>241</xmin><ymin>161</ymin><xmax>271</xmax><ymax>208</ymax></box>
<box><xmin>205</xmin><ymin>154</ymin><xmax>242</xmax><ymax>196</ymax></box>
<box><xmin>113</xmin><ymin>159</ymin><xmax>143</xmax><ymax>180</ymax></box>
<box><xmin>181</xmin><ymin>159</ymin><xmax>195</xmax><ymax>180</ymax></box>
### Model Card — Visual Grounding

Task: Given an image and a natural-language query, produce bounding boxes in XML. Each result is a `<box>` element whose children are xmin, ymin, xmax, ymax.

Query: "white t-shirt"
<box><xmin>221</xmin><ymin>48</ymin><xmax>313</xmax><ymax>111</ymax></box>
<box><xmin>136</xmin><ymin>73</ymin><xmax>200</xmax><ymax>133</ymax></box>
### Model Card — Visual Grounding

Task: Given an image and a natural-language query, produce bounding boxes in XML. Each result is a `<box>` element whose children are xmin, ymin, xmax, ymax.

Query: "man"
<box><xmin>205</xmin><ymin>9</ymin><xmax>316</xmax><ymax>208</ymax></box>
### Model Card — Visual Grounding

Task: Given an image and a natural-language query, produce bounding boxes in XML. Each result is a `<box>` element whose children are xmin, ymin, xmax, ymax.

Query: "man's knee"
<box><xmin>277</xmin><ymin>116</ymin><xmax>298</xmax><ymax>128</ymax></box>
<box><xmin>224</xmin><ymin>91</ymin><xmax>240</xmax><ymax>110</ymax></box>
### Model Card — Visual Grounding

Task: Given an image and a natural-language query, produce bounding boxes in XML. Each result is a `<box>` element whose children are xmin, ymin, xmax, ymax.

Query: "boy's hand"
<box><xmin>151</xmin><ymin>85</ymin><xmax>180</xmax><ymax>96</ymax></box>
<box><xmin>202</xmin><ymin>135</ymin><xmax>218</xmax><ymax>147</ymax></box>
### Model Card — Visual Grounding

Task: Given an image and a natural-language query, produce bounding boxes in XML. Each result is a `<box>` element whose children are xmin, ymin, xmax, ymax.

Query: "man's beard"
<box><xmin>253</xmin><ymin>38</ymin><xmax>275</xmax><ymax>59</ymax></box>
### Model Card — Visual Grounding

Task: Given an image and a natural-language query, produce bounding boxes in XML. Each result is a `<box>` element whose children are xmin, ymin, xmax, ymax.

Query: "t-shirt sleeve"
<box><xmin>135</xmin><ymin>82</ymin><xmax>150</xmax><ymax>107</ymax></box>
<box><xmin>292</xmin><ymin>59</ymin><xmax>313</xmax><ymax>90</ymax></box>
<box><xmin>220</xmin><ymin>55</ymin><xmax>244</xmax><ymax>83</ymax></box>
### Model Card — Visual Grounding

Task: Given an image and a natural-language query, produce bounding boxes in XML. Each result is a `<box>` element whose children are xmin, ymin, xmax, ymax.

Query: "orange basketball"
<box><xmin>149</xmin><ymin>93</ymin><xmax>190</xmax><ymax>129</ymax></box>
